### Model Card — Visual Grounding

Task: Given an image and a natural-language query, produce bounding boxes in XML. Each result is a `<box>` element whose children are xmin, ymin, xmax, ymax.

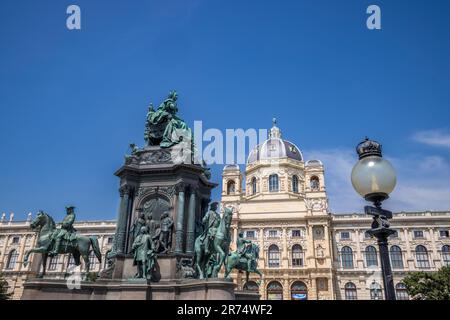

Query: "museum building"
<box><xmin>1</xmin><ymin>121</ymin><xmax>450</xmax><ymax>300</ymax></box>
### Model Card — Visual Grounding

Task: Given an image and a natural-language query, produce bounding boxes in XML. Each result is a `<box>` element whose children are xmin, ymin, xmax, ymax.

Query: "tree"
<box><xmin>403</xmin><ymin>266</ymin><xmax>450</xmax><ymax>300</ymax></box>
<box><xmin>0</xmin><ymin>273</ymin><xmax>12</xmax><ymax>300</ymax></box>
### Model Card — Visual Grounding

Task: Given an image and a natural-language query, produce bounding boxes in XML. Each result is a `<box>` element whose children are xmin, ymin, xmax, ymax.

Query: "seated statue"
<box><xmin>145</xmin><ymin>91</ymin><xmax>192</xmax><ymax>148</ymax></box>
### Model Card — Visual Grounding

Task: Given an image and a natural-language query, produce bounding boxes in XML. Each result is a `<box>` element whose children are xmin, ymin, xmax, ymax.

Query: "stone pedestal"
<box><xmin>113</xmin><ymin>145</ymin><xmax>216</xmax><ymax>258</ymax></box>
<box><xmin>21</xmin><ymin>278</ymin><xmax>238</xmax><ymax>300</ymax></box>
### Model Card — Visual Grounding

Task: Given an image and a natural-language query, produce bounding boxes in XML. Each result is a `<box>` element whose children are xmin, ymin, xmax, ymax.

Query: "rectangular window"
<box><xmin>292</xmin><ymin>249</ymin><xmax>303</xmax><ymax>267</ymax></box>
<box><xmin>268</xmin><ymin>230</ymin><xmax>278</xmax><ymax>238</ymax></box>
<box><xmin>107</xmin><ymin>237</ymin><xmax>114</xmax><ymax>244</ymax></box>
<box><xmin>413</xmin><ymin>230</ymin><xmax>424</xmax><ymax>238</ymax></box>
<box><xmin>246</xmin><ymin>230</ymin><xmax>256</xmax><ymax>239</ymax></box>
<box><xmin>340</xmin><ymin>232</ymin><xmax>350</xmax><ymax>240</ymax></box>
<box><xmin>12</xmin><ymin>236</ymin><xmax>20</xmax><ymax>244</ymax></box>
<box><xmin>439</xmin><ymin>230</ymin><xmax>450</xmax><ymax>238</ymax></box>
<box><xmin>391</xmin><ymin>230</ymin><xmax>398</xmax><ymax>238</ymax></box>
<box><xmin>268</xmin><ymin>249</ymin><xmax>280</xmax><ymax>268</ymax></box>
<box><xmin>292</xmin><ymin>230</ymin><xmax>302</xmax><ymax>238</ymax></box>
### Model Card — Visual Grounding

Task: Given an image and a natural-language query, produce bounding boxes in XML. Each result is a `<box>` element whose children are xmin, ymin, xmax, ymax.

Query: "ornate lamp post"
<box><xmin>351</xmin><ymin>138</ymin><xmax>397</xmax><ymax>300</ymax></box>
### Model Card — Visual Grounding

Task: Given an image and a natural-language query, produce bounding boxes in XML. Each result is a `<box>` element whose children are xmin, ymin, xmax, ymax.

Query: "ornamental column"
<box><xmin>115</xmin><ymin>185</ymin><xmax>133</xmax><ymax>255</ymax></box>
<box><xmin>186</xmin><ymin>188</ymin><xmax>197</xmax><ymax>254</ymax></box>
<box><xmin>175</xmin><ymin>184</ymin><xmax>186</xmax><ymax>253</ymax></box>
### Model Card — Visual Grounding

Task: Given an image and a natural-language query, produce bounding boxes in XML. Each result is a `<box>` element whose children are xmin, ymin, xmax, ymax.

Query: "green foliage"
<box><xmin>403</xmin><ymin>266</ymin><xmax>450</xmax><ymax>300</ymax></box>
<box><xmin>0</xmin><ymin>274</ymin><xmax>12</xmax><ymax>300</ymax></box>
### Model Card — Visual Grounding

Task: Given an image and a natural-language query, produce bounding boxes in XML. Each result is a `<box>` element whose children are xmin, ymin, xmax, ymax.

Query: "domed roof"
<box><xmin>305</xmin><ymin>159</ymin><xmax>323</xmax><ymax>167</ymax></box>
<box><xmin>223</xmin><ymin>164</ymin><xmax>240</xmax><ymax>171</ymax></box>
<box><xmin>247</xmin><ymin>119</ymin><xmax>303</xmax><ymax>164</ymax></box>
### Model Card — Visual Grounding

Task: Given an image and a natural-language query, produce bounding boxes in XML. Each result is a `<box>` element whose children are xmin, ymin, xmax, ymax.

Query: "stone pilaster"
<box><xmin>258</xmin><ymin>228</ymin><xmax>265</xmax><ymax>269</ymax></box>
<box><xmin>282</xmin><ymin>227</ymin><xmax>288</xmax><ymax>268</ymax></box>
<box><xmin>355</xmin><ymin>229</ymin><xmax>362</xmax><ymax>269</ymax></box>
<box><xmin>17</xmin><ymin>235</ymin><xmax>28</xmax><ymax>272</ymax></box>
<box><xmin>115</xmin><ymin>185</ymin><xmax>133</xmax><ymax>254</ymax></box>
<box><xmin>175</xmin><ymin>184</ymin><xmax>186</xmax><ymax>253</ymax></box>
<box><xmin>186</xmin><ymin>189</ymin><xmax>197</xmax><ymax>254</ymax></box>
<box><xmin>403</xmin><ymin>228</ymin><xmax>413</xmax><ymax>270</ymax></box>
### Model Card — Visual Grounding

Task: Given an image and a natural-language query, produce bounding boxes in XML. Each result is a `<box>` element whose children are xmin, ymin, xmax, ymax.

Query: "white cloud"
<box><xmin>412</xmin><ymin>129</ymin><xmax>450</xmax><ymax>149</ymax></box>
<box><xmin>305</xmin><ymin>149</ymin><xmax>450</xmax><ymax>214</ymax></box>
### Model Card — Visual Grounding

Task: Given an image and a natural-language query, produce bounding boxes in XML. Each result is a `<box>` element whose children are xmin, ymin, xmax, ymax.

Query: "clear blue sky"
<box><xmin>1</xmin><ymin>0</ymin><xmax>450</xmax><ymax>222</ymax></box>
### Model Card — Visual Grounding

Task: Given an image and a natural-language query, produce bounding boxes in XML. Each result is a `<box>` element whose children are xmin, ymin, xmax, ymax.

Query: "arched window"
<box><xmin>292</xmin><ymin>175</ymin><xmax>299</xmax><ymax>193</ymax></box>
<box><xmin>6</xmin><ymin>250</ymin><xmax>19</xmax><ymax>270</ymax></box>
<box><xmin>365</xmin><ymin>246</ymin><xmax>378</xmax><ymax>267</ymax></box>
<box><xmin>227</xmin><ymin>180</ymin><xmax>236</xmax><ymax>195</ymax></box>
<box><xmin>267</xmin><ymin>281</ymin><xmax>283</xmax><ymax>300</ymax></box>
<box><xmin>292</xmin><ymin>244</ymin><xmax>303</xmax><ymax>267</ymax></box>
<box><xmin>269</xmin><ymin>174</ymin><xmax>279</xmax><ymax>192</ymax></box>
<box><xmin>370</xmin><ymin>281</ymin><xmax>382</xmax><ymax>300</ymax></box>
<box><xmin>340</xmin><ymin>246</ymin><xmax>354</xmax><ymax>269</ymax></box>
<box><xmin>243</xmin><ymin>281</ymin><xmax>259</xmax><ymax>292</ymax></box>
<box><xmin>442</xmin><ymin>245</ymin><xmax>450</xmax><ymax>266</ymax></box>
<box><xmin>268</xmin><ymin>245</ymin><xmax>280</xmax><ymax>268</ymax></box>
<box><xmin>344</xmin><ymin>282</ymin><xmax>357</xmax><ymax>300</ymax></box>
<box><xmin>390</xmin><ymin>245</ymin><xmax>404</xmax><ymax>269</ymax></box>
<box><xmin>395</xmin><ymin>283</ymin><xmax>409</xmax><ymax>300</ymax></box>
<box><xmin>48</xmin><ymin>256</ymin><xmax>59</xmax><ymax>271</ymax></box>
<box><xmin>310</xmin><ymin>176</ymin><xmax>320</xmax><ymax>191</ymax></box>
<box><xmin>251</xmin><ymin>177</ymin><xmax>257</xmax><ymax>195</ymax></box>
<box><xmin>415</xmin><ymin>245</ymin><xmax>430</xmax><ymax>269</ymax></box>
<box><xmin>290</xmin><ymin>281</ymin><xmax>308</xmax><ymax>300</ymax></box>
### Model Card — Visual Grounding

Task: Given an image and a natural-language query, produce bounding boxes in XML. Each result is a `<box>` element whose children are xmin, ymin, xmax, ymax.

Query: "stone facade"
<box><xmin>221</xmin><ymin>121</ymin><xmax>333</xmax><ymax>300</ymax></box>
<box><xmin>332</xmin><ymin>211</ymin><xmax>450</xmax><ymax>300</ymax></box>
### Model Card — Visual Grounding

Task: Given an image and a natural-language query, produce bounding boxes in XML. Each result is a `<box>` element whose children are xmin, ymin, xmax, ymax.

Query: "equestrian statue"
<box><xmin>194</xmin><ymin>203</ymin><xmax>233</xmax><ymax>279</ymax></box>
<box><xmin>23</xmin><ymin>207</ymin><xmax>102</xmax><ymax>280</ymax></box>
<box><xmin>224</xmin><ymin>231</ymin><xmax>263</xmax><ymax>285</ymax></box>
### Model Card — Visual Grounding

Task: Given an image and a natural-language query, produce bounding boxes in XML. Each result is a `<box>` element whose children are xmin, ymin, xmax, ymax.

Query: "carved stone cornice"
<box><xmin>119</xmin><ymin>185</ymin><xmax>134</xmax><ymax>197</ymax></box>
<box><xmin>125</xmin><ymin>148</ymin><xmax>172</xmax><ymax>166</ymax></box>
<box><xmin>175</xmin><ymin>183</ymin><xmax>188</xmax><ymax>194</ymax></box>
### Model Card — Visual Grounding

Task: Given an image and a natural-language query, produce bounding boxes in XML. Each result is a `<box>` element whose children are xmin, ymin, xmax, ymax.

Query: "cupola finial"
<box><xmin>269</xmin><ymin>117</ymin><xmax>281</xmax><ymax>139</ymax></box>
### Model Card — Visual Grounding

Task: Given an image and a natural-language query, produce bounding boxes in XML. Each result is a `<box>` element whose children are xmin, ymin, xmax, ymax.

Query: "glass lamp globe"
<box><xmin>351</xmin><ymin>155</ymin><xmax>396</xmax><ymax>202</ymax></box>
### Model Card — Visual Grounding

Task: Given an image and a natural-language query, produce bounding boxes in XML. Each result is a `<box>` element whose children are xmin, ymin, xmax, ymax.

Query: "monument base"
<box><xmin>21</xmin><ymin>278</ymin><xmax>247</xmax><ymax>300</ymax></box>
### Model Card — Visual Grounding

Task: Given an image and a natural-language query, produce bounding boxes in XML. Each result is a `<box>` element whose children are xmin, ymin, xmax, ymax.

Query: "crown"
<box><xmin>356</xmin><ymin>137</ymin><xmax>382</xmax><ymax>159</ymax></box>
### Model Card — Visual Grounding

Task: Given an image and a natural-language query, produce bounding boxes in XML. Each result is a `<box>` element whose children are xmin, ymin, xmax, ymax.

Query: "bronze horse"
<box><xmin>23</xmin><ymin>211</ymin><xmax>102</xmax><ymax>280</ymax></box>
<box><xmin>194</xmin><ymin>207</ymin><xmax>233</xmax><ymax>279</ymax></box>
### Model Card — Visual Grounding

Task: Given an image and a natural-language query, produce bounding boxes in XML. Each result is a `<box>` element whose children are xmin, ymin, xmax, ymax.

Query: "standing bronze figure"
<box><xmin>131</xmin><ymin>226</ymin><xmax>157</xmax><ymax>280</ymax></box>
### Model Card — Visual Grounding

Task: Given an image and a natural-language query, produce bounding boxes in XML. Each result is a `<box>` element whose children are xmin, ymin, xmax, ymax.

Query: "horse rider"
<box><xmin>49</xmin><ymin>206</ymin><xmax>77</xmax><ymax>256</ymax></box>
<box><xmin>201</xmin><ymin>202</ymin><xmax>221</xmax><ymax>255</ymax></box>
<box><xmin>236</xmin><ymin>231</ymin><xmax>253</xmax><ymax>271</ymax></box>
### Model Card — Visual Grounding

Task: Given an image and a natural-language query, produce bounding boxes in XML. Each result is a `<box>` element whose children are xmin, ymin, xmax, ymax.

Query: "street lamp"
<box><xmin>351</xmin><ymin>137</ymin><xmax>397</xmax><ymax>300</ymax></box>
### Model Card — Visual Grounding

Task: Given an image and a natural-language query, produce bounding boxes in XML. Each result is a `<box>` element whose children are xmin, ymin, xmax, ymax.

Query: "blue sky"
<box><xmin>1</xmin><ymin>0</ymin><xmax>450</xmax><ymax>222</ymax></box>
